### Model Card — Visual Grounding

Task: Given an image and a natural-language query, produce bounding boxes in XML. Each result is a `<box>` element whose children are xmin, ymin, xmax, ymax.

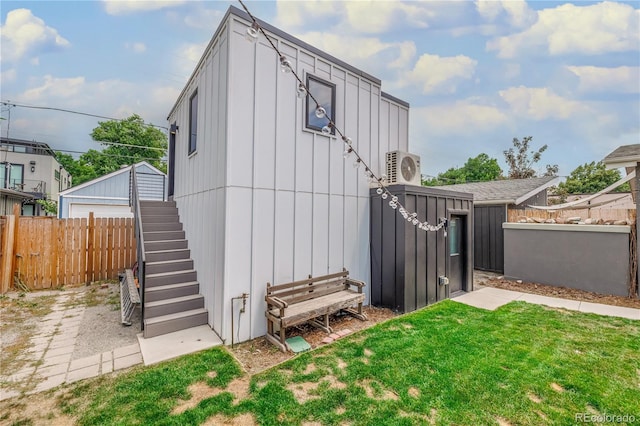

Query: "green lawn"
<box><xmin>57</xmin><ymin>301</ymin><xmax>640</xmax><ymax>425</ymax></box>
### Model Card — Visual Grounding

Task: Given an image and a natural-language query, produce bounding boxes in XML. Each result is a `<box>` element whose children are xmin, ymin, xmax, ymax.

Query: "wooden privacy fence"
<box><xmin>1</xmin><ymin>211</ymin><xmax>136</xmax><ymax>292</ymax></box>
<box><xmin>508</xmin><ymin>208</ymin><xmax>634</xmax><ymax>223</ymax></box>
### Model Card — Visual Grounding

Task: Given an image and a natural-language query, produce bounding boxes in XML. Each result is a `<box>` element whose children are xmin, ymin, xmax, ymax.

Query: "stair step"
<box><xmin>140</xmin><ymin>200</ymin><xmax>175</xmax><ymax>208</ymax></box>
<box><xmin>143</xmin><ymin>230</ymin><xmax>185</xmax><ymax>241</ymax></box>
<box><xmin>146</xmin><ymin>248</ymin><xmax>191</xmax><ymax>262</ymax></box>
<box><xmin>144</xmin><ymin>281</ymin><xmax>200</xmax><ymax>302</ymax></box>
<box><xmin>146</xmin><ymin>259</ymin><xmax>194</xmax><ymax>275</ymax></box>
<box><xmin>140</xmin><ymin>215</ymin><xmax>179</xmax><ymax>223</ymax></box>
<box><xmin>145</xmin><ymin>294</ymin><xmax>204</xmax><ymax>318</ymax></box>
<box><xmin>143</xmin><ymin>308</ymin><xmax>208</xmax><ymax>338</ymax></box>
<box><xmin>143</xmin><ymin>222</ymin><xmax>183</xmax><ymax>232</ymax></box>
<box><xmin>145</xmin><ymin>239</ymin><xmax>188</xmax><ymax>252</ymax></box>
<box><xmin>140</xmin><ymin>206</ymin><xmax>178</xmax><ymax>216</ymax></box>
<box><xmin>146</xmin><ymin>269</ymin><xmax>197</xmax><ymax>287</ymax></box>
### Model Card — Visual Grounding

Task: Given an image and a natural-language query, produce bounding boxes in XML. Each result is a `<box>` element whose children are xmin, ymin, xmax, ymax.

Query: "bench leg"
<box><xmin>307</xmin><ymin>316</ymin><xmax>332</xmax><ymax>334</ymax></box>
<box><xmin>265</xmin><ymin>333</ymin><xmax>288</xmax><ymax>353</ymax></box>
<box><xmin>342</xmin><ymin>307</ymin><xmax>368</xmax><ymax>321</ymax></box>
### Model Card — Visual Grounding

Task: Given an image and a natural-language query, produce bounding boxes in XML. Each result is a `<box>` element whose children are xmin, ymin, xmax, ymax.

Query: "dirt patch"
<box><xmin>323</xmin><ymin>375</ymin><xmax>347</xmax><ymax>390</ymax></box>
<box><xmin>336</xmin><ymin>358</ymin><xmax>348</xmax><ymax>370</ymax></box>
<box><xmin>550</xmin><ymin>382</ymin><xmax>565</xmax><ymax>393</ymax></box>
<box><xmin>303</xmin><ymin>363</ymin><xmax>317</xmax><ymax>375</ymax></box>
<box><xmin>527</xmin><ymin>393</ymin><xmax>542</xmax><ymax>403</ymax></box>
<box><xmin>408</xmin><ymin>387</ymin><xmax>420</xmax><ymax>398</ymax></box>
<box><xmin>363</xmin><ymin>348</ymin><xmax>374</xmax><ymax>358</ymax></box>
<box><xmin>230</xmin><ymin>306</ymin><xmax>396</xmax><ymax>374</ymax></box>
<box><xmin>496</xmin><ymin>417</ymin><xmax>513</xmax><ymax>426</ymax></box>
<box><xmin>336</xmin><ymin>406</ymin><xmax>346</xmax><ymax>415</ymax></box>
<box><xmin>481</xmin><ymin>277</ymin><xmax>640</xmax><ymax>309</ymax></box>
<box><xmin>287</xmin><ymin>381</ymin><xmax>319</xmax><ymax>404</ymax></box>
<box><xmin>203</xmin><ymin>412</ymin><xmax>257</xmax><ymax>425</ymax></box>
<box><xmin>226</xmin><ymin>377</ymin><xmax>250</xmax><ymax>404</ymax></box>
<box><xmin>172</xmin><ymin>381</ymin><xmax>221</xmax><ymax>415</ymax></box>
<box><xmin>358</xmin><ymin>379</ymin><xmax>398</xmax><ymax>401</ymax></box>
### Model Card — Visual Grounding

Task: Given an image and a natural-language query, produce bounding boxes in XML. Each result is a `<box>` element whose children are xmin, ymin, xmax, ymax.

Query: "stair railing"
<box><xmin>129</xmin><ymin>166</ymin><xmax>147</xmax><ymax>330</ymax></box>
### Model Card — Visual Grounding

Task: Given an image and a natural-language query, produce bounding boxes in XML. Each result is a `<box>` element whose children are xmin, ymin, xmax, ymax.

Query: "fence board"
<box><xmin>0</xmin><ymin>215</ymin><xmax>136</xmax><ymax>291</ymax></box>
<box><xmin>508</xmin><ymin>208</ymin><xmax>634</xmax><ymax>223</ymax></box>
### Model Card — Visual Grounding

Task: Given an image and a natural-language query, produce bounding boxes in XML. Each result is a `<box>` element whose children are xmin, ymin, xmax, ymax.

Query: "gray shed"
<box><xmin>433</xmin><ymin>176</ymin><xmax>559</xmax><ymax>273</ymax></box>
<box><xmin>59</xmin><ymin>162</ymin><xmax>165</xmax><ymax>219</ymax></box>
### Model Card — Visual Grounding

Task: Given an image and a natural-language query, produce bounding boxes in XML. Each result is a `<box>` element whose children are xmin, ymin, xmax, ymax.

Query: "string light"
<box><xmin>236</xmin><ymin>0</ymin><xmax>447</xmax><ymax>234</ymax></box>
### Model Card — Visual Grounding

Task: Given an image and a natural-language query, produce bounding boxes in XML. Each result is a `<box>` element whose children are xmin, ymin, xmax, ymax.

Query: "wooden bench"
<box><xmin>265</xmin><ymin>269</ymin><xmax>368</xmax><ymax>352</ymax></box>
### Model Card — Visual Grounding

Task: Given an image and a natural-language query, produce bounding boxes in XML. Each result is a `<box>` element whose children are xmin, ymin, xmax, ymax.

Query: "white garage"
<box><xmin>68</xmin><ymin>202</ymin><xmax>133</xmax><ymax>219</ymax></box>
<box><xmin>59</xmin><ymin>162</ymin><xmax>166</xmax><ymax>219</ymax></box>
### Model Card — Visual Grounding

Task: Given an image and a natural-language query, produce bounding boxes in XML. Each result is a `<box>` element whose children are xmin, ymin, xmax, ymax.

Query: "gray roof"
<box><xmin>432</xmin><ymin>176</ymin><xmax>560</xmax><ymax>205</ymax></box>
<box><xmin>603</xmin><ymin>144</ymin><xmax>640</xmax><ymax>167</ymax></box>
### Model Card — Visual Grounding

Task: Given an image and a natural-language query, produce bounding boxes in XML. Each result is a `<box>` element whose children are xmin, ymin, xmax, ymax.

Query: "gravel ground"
<box><xmin>72</xmin><ymin>299</ymin><xmax>141</xmax><ymax>360</ymax></box>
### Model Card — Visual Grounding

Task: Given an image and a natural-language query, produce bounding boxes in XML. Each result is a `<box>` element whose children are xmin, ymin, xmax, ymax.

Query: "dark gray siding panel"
<box><xmin>370</xmin><ymin>185</ymin><xmax>474</xmax><ymax>313</ymax></box>
<box><xmin>474</xmin><ymin>205</ymin><xmax>505</xmax><ymax>273</ymax></box>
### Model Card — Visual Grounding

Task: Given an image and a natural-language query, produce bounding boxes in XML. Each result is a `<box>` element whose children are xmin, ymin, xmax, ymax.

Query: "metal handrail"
<box><xmin>130</xmin><ymin>167</ymin><xmax>147</xmax><ymax>330</ymax></box>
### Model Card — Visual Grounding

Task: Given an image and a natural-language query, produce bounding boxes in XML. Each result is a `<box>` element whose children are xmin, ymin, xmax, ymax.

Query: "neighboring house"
<box><xmin>434</xmin><ymin>176</ymin><xmax>560</xmax><ymax>273</ymax></box>
<box><xmin>0</xmin><ymin>137</ymin><xmax>71</xmax><ymax>216</ymax></box>
<box><xmin>59</xmin><ymin>162</ymin><xmax>165</xmax><ymax>219</ymax></box>
<box><xmin>164</xmin><ymin>6</ymin><xmax>410</xmax><ymax>343</ymax></box>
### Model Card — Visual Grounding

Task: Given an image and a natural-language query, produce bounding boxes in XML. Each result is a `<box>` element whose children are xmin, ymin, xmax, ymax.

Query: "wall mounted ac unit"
<box><xmin>386</xmin><ymin>151</ymin><xmax>421</xmax><ymax>186</ymax></box>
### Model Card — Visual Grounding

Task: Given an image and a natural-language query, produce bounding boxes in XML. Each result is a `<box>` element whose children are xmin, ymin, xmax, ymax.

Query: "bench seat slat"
<box><xmin>271</xmin><ymin>278</ymin><xmax>347</xmax><ymax>300</ymax></box>
<box><xmin>284</xmin><ymin>283</ymin><xmax>350</xmax><ymax>305</ymax></box>
<box><xmin>270</xmin><ymin>290</ymin><xmax>365</xmax><ymax>328</ymax></box>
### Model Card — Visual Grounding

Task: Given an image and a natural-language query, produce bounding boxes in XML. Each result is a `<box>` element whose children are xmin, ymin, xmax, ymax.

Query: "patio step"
<box><xmin>146</xmin><ymin>248</ymin><xmax>191</xmax><ymax>262</ymax></box>
<box><xmin>144</xmin><ymin>239</ymin><xmax>188</xmax><ymax>252</ymax></box>
<box><xmin>145</xmin><ymin>281</ymin><xmax>200</xmax><ymax>302</ymax></box>
<box><xmin>143</xmin><ymin>308</ymin><xmax>208</xmax><ymax>338</ymax></box>
<box><xmin>145</xmin><ymin>294</ymin><xmax>204</xmax><ymax>318</ymax></box>
<box><xmin>145</xmin><ymin>258</ymin><xmax>194</xmax><ymax>275</ymax></box>
<box><xmin>140</xmin><ymin>206</ymin><xmax>178</xmax><ymax>216</ymax></box>
<box><xmin>145</xmin><ymin>269</ymin><xmax>197</xmax><ymax>287</ymax></box>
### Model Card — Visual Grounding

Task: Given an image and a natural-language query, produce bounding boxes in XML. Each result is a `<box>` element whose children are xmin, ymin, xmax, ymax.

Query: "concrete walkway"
<box><xmin>2</xmin><ymin>293</ymin><xmax>143</xmax><ymax>400</ymax></box>
<box><xmin>453</xmin><ymin>286</ymin><xmax>640</xmax><ymax>320</ymax></box>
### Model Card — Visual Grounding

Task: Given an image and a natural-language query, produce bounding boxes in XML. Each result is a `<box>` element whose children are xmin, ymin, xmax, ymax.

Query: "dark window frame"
<box><xmin>188</xmin><ymin>89</ymin><xmax>198</xmax><ymax>155</ymax></box>
<box><xmin>305</xmin><ymin>75</ymin><xmax>336</xmax><ymax>135</ymax></box>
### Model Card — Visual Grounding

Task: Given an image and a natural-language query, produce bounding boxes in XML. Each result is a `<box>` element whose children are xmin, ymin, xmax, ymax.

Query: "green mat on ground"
<box><xmin>286</xmin><ymin>336</ymin><xmax>311</xmax><ymax>353</ymax></box>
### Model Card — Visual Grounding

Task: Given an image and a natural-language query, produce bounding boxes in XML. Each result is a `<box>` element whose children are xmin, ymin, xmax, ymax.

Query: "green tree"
<box><xmin>57</xmin><ymin>114</ymin><xmax>167</xmax><ymax>186</ymax></box>
<box><xmin>503</xmin><ymin>136</ymin><xmax>558</xmax><ymax>179</ymax></box>
<box><xmin>423</xmin><ymin>153</ymin><xmax>503</xmax><ymax>186</ymax></box>
<box><xmin>557</xmin><ymin>161</ymin><xmax>630</xmax><ymax>194</ymax></box>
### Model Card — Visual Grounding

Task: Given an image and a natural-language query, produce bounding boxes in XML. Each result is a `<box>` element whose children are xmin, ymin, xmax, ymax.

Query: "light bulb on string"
<box><xmin>280</xmin><ymin>56</ymin><xmax>292</xmax><ymax>73</ymax></box>
<box><xmin>381</xmin><ymin>174</ymin><xmax>387</xmax><ymax>183</ymax></box>
<box><xmin>391</xmin><ymin>195</ymin><xmax>398</xmax><ymax>203</ymax></box>
<box><xmin>376</xmin><ymin>187</ymin><xmax>383</xmax><ymax>195</ymax></box>
<box><xmin>353</xmin><ymin>159</ymin><xmax>361</xmax><ymax>168</ymax></box>
<box><xmin>389</xmin><ymin>201</ymin><xmax>397</xmax><ymax>209</ymax></box>
<box><xmin>381</xmin><ymin>192</ymin><xmax>388</xmax><ymax>200</ymax></box>
<box><xmin>321</xmin><ymin>124</ymin><xmax>332</xmax><ymax>135</ymax></box>
<box><xmin>245</xmin><ymin>22</ymin><xmax>259</xmax><ymax>42</ymax></box>
<box><xmin>342</xmin><ymin>136</ymin><xmax>352</xmax><ymax>146</ymax></box>
<box><xmin>296</xmin><ymin>83</ymin><xmax>307</xmax><ymax>99</ymax></box>
<box><xmin>343</xmin><ymin>147</ymin><xmax>353</xmax><ymax>159</ymax></box>
<box><xmin>315</xmin><ymin>106</ymin><xmax>326</xmax><ymax>118</ymax></box>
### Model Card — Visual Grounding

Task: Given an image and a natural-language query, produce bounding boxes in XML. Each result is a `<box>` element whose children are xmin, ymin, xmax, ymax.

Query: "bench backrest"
<box><xmin>267</xmin><ymin>270</ymin><xmax>350</xmax><ymax>305</ymax></box>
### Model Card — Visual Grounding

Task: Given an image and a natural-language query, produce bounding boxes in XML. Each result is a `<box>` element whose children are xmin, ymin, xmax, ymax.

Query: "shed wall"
<box><xmin>474</xmin><ymin>205</ymin><xmax>505</xmax><ymax>273</ymax></box>
<box><xmin>504</xmin><ymin>223</ymin><xmax>630</xmax><ymax>296</ymax></box>
<box><xmin>370</xmin><ymin>185</ymin><xmax>473</xmax><ymax>312</ymax></box>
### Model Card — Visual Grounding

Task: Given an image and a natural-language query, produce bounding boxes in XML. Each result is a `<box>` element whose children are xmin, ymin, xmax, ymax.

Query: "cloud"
<box><xmin>487</xmin><ymin>2</ymin><xmax>640</xmax><ymax>58</ymax></box>
<box><xmin>476</xmin><ymin>0</ymin><xmax>536</xmax><ymax>29</ymax></box>
<box><xmin>125</xmin><ymin>42</ymin><xmax>147</xmax><ymax>53</ymax></box>
<box><xmin>567</xmin><ymin>66</ymin><xmax>640</xmax><ymax>94</ymax></box>
<box><xmin>0</xmin><ymin>8</ymin><xmax>70</xmax><ymax>63</ymax></box>
<box><xmin>102</xmin><ymin>0</ymin><xmax>186</xmax><ymax>15</ymax></box>
<box><xmin>414</xmin><ymin>101</ymin><xmax>508</xmax><ymax>136</ymax></box>
<box><xmin>183</xmin><ymin>7</ymin><xmax>224</xmax><ymax>29</ymax></box>
<box><xmin>21</xmin><ymin>75</ymin><xmax>86</xmax><ymax>101</ymax></box>
<box><xmin>295</xmin><ymin>32</ymin><xmax>416</xmax><ymax>78</ymax></box>
<box><xmin>401</xmin><ymin>53</ymin><xmax>477</xmax><ymax>95</ymax></box>
<box><xmin>499</xmin><ymin>86</ymin><xmax>589</xmax><ymax>120</ymax></box>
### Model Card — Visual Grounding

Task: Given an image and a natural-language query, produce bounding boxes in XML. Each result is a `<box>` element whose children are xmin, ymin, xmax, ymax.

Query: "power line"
<box><xmin>96</xmin><ymin>140</ymin><xmax>167</xmax><ymax>152</ymax></box>
<box><xmin>0</xmin><ymin>101</ymin><xmax>169</xmax><ymax>130</ymax></box>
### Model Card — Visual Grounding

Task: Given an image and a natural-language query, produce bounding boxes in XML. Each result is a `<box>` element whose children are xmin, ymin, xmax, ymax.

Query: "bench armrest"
<box><xmin>266</xmin><ymin>295</ymin><xmax>288</xmax><ymax>309</ymax></box>
<box><xmin>346</xmin><ymin>278</ymin><xmax>366</xmax><ymax>290</ymax></box>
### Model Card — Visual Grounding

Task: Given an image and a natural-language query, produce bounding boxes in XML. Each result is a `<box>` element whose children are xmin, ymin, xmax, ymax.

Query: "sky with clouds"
<box><xmin>1</xmin><ymin>0</ymin><xmax>638</xmax><ymax>178</ymax></box>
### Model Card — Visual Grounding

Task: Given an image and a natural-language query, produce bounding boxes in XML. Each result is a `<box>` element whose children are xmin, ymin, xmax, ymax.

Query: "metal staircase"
<box><xmin>130</xmin><ymin>168</ymin><xmax>208</xmax><ymax>338</ymax></box>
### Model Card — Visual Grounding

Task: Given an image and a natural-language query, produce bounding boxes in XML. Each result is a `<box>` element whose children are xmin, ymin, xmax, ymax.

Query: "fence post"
<box><xmin>1</xmin><ymin>204</ymin><xmax>20</xmax><ymax>292</ymax></box>
<box><xmin>86</xmin><ymin>211</ymin><xmax>94</xmax><ymax>285</ymax></box>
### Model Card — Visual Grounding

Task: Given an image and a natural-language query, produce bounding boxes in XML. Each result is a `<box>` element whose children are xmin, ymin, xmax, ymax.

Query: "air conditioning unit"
<box><xmin>386</xmin><ymin>151</ymin><xmax>421</xmax><ymax>185</ymax></box>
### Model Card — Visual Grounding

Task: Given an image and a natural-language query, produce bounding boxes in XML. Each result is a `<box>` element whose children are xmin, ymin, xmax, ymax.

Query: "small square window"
<box><xmin>188</xmin><ymin>90</ymin><xmax>198</xmax><ymax>155</ymax></box>
<box><xmin>306</xmin><ymin>75</ymin><xmax>335</xmax><ymax>134</ymax></box>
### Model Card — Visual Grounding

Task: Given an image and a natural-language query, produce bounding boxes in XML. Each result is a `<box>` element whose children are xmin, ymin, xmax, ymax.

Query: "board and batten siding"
<box><xmin>168</xmin><ymin>11</ymin><xmax>409</xmax><ymax>344</ymax></box>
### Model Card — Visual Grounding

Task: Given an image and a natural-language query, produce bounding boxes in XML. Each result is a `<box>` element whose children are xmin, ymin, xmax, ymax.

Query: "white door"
<box><xmin>68</xmin><ymin>203</ymin><xmax>133</xmax><ymax>219</ymax></box>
